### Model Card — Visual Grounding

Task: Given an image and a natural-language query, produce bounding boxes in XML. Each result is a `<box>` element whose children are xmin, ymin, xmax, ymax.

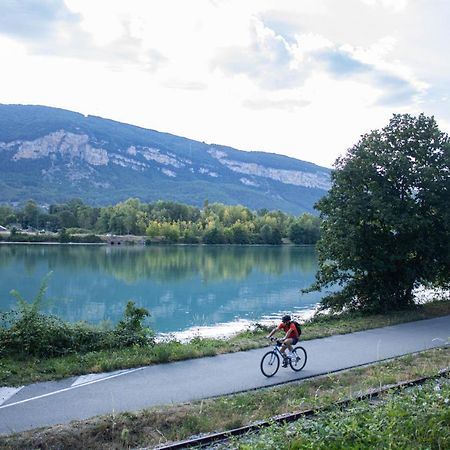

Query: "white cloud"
<box><xmin>243</xmin><ymin>97</ymin><xmax>310</xmax><ymax>112</ymax></box>
<box><xmin>0</xmin><ymin>0</ymin><xmax>448</xmax><ymax>168</ymax></box>
<box><xmin>360</xmin><ymin>0</ymin><xmax>409</xmax><ymax>13</ymax></box>
<box><xmin>212</xmin><ymin>17</ymin><xmax>303</xmax><ymax>89</ymax></box>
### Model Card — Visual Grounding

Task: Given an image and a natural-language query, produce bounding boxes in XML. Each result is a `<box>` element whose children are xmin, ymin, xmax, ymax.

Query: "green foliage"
<box><xmin>69</xmin><ymin>234</ymin><xmax>103</xmax><ymax>243</ymax></box>
<box><xmin>8</xmin><ymin>271</ymin><xmax>52</xmax><ymax>313</ymax></box>
<box><xmin>1</xmin><ymin>232</ymin><xmax>59</xmax><ymax>243</ymax></box>
<box><xmin>22</xmin><ymin>200</ymin><xmax>39</xmax><ymax>228</ymax></box>
<box><xmin>114</xmin><ymin>301</ymin><xmax>154</xmax><ymax>347</ymax></box>
<box><xmin>311</xmin><ymin>113</ymin><xmax>450</xmax><ymax>312</ymax></box>
<box><xmin>288</xmin><ymin>213</ymin><xmax>321</xmax><ymax>244</ymax></box>
<box><xmin>0</xmin><ymin>204</ymin><xmax>17</xmax><ymax>226</ymax></box>
<box><xmin>58</xmin><ymin>228</ymin><xmax>70</xmax><ymax>243</ymax></box>
<box><xmin>203</xmin><ymin>224</ymin><xmax>226</xmax><ymax>244</ymax></box>
<box><xmin>159</xmin><ymin>222</ymin><xmax>180</xmax><ymax>243</ymax></box>
<box><xmin>237</xmin><ymin>379</ymin><xmax>450</xmax><ymax>449</ymax></box>
<box><xmin>228</xmin><ymin>221</ymin><xmax>251</xmax><ymax>244</ymax></box>
<box><xmin>1</xmin><ymin>198</ymin><xmax>321</xmax><ymax>245</ymax></box>
<box><xmin>0</xmin><ymin>277</ymin><xmax>154</xmax><ymax>358</ymax></box>
<box><xmin>0</xmin><ymin>231</ymin><xmax>101</xmax><ymax>244</ymax></box>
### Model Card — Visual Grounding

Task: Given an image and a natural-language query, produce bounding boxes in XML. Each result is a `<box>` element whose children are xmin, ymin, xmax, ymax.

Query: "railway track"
<box><xmin>154</xmin><ymin>367</ymin><xmax>449</xmax><ymax>450</ymax></box>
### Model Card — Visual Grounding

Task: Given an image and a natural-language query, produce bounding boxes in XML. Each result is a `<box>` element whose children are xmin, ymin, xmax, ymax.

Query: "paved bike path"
<box><xmin>1</xmin><ymin>315</ymin><xmax>449</xmax><ymax>435</ymax></box>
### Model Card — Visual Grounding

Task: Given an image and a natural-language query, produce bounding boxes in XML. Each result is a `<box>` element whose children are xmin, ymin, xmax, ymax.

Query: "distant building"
<box><xmin>0</xmin><ymin>225</ymin><xmax>8</xmax><ymax>232</ymax></box>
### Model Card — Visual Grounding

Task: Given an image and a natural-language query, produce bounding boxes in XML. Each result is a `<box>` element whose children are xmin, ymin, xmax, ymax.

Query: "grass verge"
<box><xmin>228</xmin><ymin>375</ymin><xmax>450</xmax><ymax>449</ymax></box>
<box><xmin>1</xmin><ymin>299</ymin><xmax>450</xmax><ymax>387</ymax></box>
<box><xmin>1</xmin><ymin>346</ymin><xmax>448</xmax><ymax>449</ymax></box>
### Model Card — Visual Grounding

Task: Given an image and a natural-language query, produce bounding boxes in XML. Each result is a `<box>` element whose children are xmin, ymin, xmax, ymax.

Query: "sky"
<box><xmin>0</xmin><ymin>0</ymin><xmax>449</xmax><ymax>168</ymax></box>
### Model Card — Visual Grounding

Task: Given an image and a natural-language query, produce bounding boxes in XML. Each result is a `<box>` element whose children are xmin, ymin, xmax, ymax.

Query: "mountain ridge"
<box><xmin>0</xmin><ymin>104</ymin><xmax>331</xmax><ymax>214</ymax></box>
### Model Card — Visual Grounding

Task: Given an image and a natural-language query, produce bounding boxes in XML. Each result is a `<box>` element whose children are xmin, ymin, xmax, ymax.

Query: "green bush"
<box><xmin>4</xmin><ymin>233</ymin><xmax>59</xmax><ymax>243</ymax></box>
<box><xmin>112</xmin><ymin>301</ymin><xmax>154</xmax><ymax>347</ymax></box>
<box><xmin>69</xmin><ymin>234</ymin><xmax>103</xmax><ymax>243</ymax></box>
<box><xmin>0</xmin><ymin>276</ymin><xmax>154</xmax><ymax>357</ymax></box>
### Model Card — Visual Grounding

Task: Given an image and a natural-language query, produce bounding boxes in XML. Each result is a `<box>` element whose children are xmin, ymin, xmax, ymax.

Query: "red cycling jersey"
<box><xmin>277</xmin><ymin>322</ymin><xmax>299</xmax><ymax>339</ymax></box>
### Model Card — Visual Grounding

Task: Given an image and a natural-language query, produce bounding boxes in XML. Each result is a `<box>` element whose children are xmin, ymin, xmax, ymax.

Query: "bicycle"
<box><xmin>260</xmin><ymin>338</ymin><xmax>307</xmax><ymax>377</ymax></box>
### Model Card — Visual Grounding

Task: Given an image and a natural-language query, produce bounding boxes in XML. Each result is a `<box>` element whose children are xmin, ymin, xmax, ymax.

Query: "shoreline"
<box><xmin>0</xmin><ymin>240</ymin><xmax>307</xmax><ymax>247</ymax></box>
<box><xmin>0</xmin><ymin>241</ymin><xmax>106</xmax><ymax>245</ymax></box>
<box><xmin>157</xmin><ymin>286</ymin><xmax>449</xmax><ymax>342</ymax></box>
<box><xmin>0</xmin><ymin>233</ymin><xmax>312</xmax><ymax>247</ymax></box>
<box><xmin>157</xmin><ymin>308</ymin><xmax>319</xmax><ymax>343</ymax></box>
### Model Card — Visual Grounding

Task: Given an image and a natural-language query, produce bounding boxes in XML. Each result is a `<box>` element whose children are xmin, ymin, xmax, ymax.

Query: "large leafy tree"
<box><xmin>311</xmin><ymin>114</ymin><xmax>449</xmax><ymax>312</ymax></box>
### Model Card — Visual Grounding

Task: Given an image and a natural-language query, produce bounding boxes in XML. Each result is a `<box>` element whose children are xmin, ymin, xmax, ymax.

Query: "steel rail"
<box><xmin>154</xmin><ymin>367</ymin><xmax>449</xmax><ymax>450</ymax></box>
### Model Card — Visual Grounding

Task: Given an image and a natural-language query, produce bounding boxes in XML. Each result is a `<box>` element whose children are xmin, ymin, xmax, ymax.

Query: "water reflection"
<box><xmin>0</xmin><ymin>244</ymin><xmax>322</xmax><ymax>334</ymax></box>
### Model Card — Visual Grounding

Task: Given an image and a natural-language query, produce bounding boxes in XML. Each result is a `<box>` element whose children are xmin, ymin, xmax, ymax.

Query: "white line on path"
<box><xmin>0</xmin><ymin>367</ymin><xmax>143</xmax><ymax>410</ymax></box>
<box><xmin>71</xmin><ymin>369</ymin><xmax>132</xmax><ymax>387</ymax></box>
<box><xmin>0</xmin><ymin>387</ymin><xmax>24</xmax><ymax>406</ymax></box>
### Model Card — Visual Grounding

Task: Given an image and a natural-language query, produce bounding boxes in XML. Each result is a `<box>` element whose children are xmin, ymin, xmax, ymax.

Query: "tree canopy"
<box><xmin>310</xmin><ymin>113</ymin><xmax>450</xmax><ymax>312</ymax></box>
<box><xmin>0</xmin><ymin>198</ymin><xmax>321</xmax><ymax>246</ymax></box>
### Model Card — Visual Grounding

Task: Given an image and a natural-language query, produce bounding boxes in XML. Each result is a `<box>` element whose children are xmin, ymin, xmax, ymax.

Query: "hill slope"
<box><xmin>0</xmin><ymin>104</ymin><xmax>331</xmax><ymax>214</ymax></box>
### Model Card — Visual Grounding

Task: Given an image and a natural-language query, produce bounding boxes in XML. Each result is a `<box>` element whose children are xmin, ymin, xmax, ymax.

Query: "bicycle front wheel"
<box><xmin>290</xmin><ymin>346</ymin><xmax>307</xmax><ymax>371</ymax></box>
<box><xmin>260</xmin><ymin>351</ymin><xmax>280</xmax><ymax>377</ymax></box>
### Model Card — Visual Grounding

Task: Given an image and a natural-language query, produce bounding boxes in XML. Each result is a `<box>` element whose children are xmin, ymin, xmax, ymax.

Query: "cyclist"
<box><xmin>266</xmin><ymin>314</ymin><xmax>299</xmax><ymax>367</ymax></box>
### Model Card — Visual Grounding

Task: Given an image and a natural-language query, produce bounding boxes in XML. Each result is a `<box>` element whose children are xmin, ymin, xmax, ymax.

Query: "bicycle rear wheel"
<box><xmin>290</xmin><ymin>346</ymin><xmax>307</xmax><ymax>371</ymax></box>
<box><xmin>260</xmin><ymin>351</ymin><xmax>280</xmax><ymax>377</ymax></box>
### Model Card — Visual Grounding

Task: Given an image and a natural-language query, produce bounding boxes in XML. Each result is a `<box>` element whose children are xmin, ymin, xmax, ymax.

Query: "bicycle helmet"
<box><xmin>282</xmin><ymin>314</ymin><xmax>291</xmax><ymax>323</ymax></box>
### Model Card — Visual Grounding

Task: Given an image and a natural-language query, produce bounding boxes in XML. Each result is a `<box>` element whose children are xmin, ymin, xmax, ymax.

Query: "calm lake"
<box><xmin>0</xmin><ymin>244</ymin><xmax>325</xmax><ymax>338</ymax></box>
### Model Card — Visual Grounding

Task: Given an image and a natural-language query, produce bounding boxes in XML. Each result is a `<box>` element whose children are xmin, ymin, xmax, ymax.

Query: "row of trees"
<box><xmin>0</xmin><ymin>199</ymin><xmax>321</xmax><ymax>245</ymax></box>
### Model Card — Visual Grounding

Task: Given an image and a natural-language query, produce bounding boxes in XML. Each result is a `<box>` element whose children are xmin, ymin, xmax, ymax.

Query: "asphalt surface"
<box><xmin>0</xmin><ymin>315</ymin><xmax>449</xmax><ymax>435</ymax></box>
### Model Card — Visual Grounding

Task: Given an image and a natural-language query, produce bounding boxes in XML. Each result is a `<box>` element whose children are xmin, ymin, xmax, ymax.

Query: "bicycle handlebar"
<box><xmin>268</xmin><ymin>337</ymin><xmax>283</xmax><ymax>346</ymax></box>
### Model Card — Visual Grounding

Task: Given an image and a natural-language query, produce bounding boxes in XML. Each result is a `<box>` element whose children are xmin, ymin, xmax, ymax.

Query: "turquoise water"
<box><xmin>0</xmin><ymin>244</ymin><xmax>324</xmax><ymax>336</ymax></box>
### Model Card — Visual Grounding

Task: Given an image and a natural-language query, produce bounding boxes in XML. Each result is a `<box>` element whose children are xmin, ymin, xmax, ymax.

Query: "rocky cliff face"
<box><xmin>208</xmin><ymin>148</ymin><xmax>330</xmax><ymax>190</ymax></box>
<box><xmin>9</xmin><ymin>131</ymin><xmax>109</xmax><ymax>165</ymax></box>
<box><xmin>2</xmin><ymin>130</ymin><xmax>330</xmax><ymax>189</ymax></box>
<box><xmin>0</xmin><ymin>104</ymin><xmax>331</xmax><ymax>214</ymax></box>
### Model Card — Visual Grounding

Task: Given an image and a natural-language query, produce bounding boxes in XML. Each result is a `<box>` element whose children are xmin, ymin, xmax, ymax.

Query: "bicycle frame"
<box><xmin>260</xmin><ymin>338</ymin><xmax>307</xmax><ymax>377</ymax></box>
<box><xmin>271</xmin><ymin>340</ymin><xmax>288</xmax><ymax>357</ymax></box>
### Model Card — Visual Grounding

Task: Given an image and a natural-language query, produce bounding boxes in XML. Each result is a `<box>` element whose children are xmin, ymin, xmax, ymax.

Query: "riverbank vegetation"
<box><xmin>0</xmin><ymin>228</ymin><xmax>103</xmax><ymax>244</ymax></box>
<box><xmin>0</xmin><ymin>297</ymin><xmax>153</xmax><ymax>358</ymax></box>
<box><xmin>1</xmin><ymin>347</ymin><xmax>448</xmax><ymax>449</ymax></box>
<box><xmin>0</xmin><ymin>275</ymin><xmax>155</xmax><ymax>383</ymax></box>
<box><xmin>0</xmin><ymin>199</ymin><xmax>321</xmax><ymax>245</ymax></box>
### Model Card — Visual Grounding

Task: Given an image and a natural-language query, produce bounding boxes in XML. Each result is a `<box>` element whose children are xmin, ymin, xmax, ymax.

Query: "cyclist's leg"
<box><xmin>282</xmin><ymin>339</ymin><xmax>294</xmax><ymax>367</ymax></box>
<box><xmin>283</xmin><ymin>338</ymin><xmax>294</xmax><ymax>352</ymax></box>
<box><xmin>290</xmin><ymin>336</ymin><xmax>298</xmax><ymax>350</ymax></box>
<box><xmin>280</xmin><ymin>339</ymin><xmax>290</xmax><ymax>367</ymax></box>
